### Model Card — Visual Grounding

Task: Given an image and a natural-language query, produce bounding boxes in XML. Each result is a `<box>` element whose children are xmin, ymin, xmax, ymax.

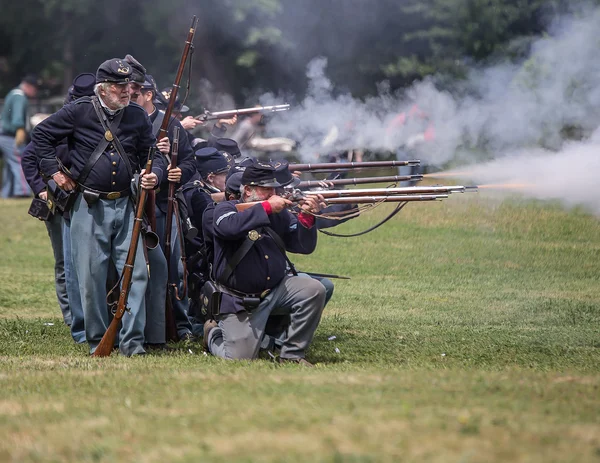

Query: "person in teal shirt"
<box><xmin>1</xmin><ymin>75</ymin><xmax>37</xmax><ymax>197</ymax></box>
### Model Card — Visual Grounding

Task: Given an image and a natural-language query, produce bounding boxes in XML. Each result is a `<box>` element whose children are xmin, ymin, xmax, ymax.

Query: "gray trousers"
<box><xmin>44</xmin><ymin>213</ymin><xmax>71</xmax><ymax>325</ymax></box>
<box><xmin>156</xmin><ymin>207</ymin><xmax>193</xmax><ymax>338</ymax></box>
<box><xmin>0</xmin><ymin>135</ymin><xmax>30</xmax><ymax>197</ymax></box>
<box><xmin>208</xmin><ymin>275</ymin><xmax>326</xmax><ymax>360</ymax></box>
<box><xmin>71</xmin><ymin>195</ymin><xmax>147</xmax><ymax>356</ymax></box>
<box><xmin>144</xmin><ymin>244</ymin><xmax>167</xmax><ymax>344</ymax></box>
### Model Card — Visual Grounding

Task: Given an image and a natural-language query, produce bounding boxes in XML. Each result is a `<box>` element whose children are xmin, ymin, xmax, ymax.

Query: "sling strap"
<box><xmin>77</xmin><ymin>98</ymin><xmax>125</xmax><ymax>185</ymax></box>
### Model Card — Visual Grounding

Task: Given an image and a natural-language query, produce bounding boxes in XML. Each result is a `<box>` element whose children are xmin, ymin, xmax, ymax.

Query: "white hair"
<box><xmin>94</xmin><ymin>82</ymin><xmax>111</xmax><ymax>96</ymax></box>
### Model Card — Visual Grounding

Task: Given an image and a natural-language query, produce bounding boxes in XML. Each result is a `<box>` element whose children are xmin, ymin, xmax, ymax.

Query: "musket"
<box><xmin>302</xmin><ymin>186</ymin><xmax>476</xmax><ymax>198</ymax></box>
<box><xmin>195</xmin><ymin>104</ymin><xmax>290</xmax><ymax>121</ymax></box>
<box><xmin>146</xmin><ymin>16</ymin><xmax>199</xmax><ymax>233</ymax></box>
<box><xmin>164</xmin><ymin>127</ymin><xmax>180</xmax><ymax>342</ymax></box>
<box><xmin>298</xmin><ymin>175</ymin><xmax>423</xmax><ymax>188</ymax></box>
<box><xmin>289</xmin><ymin>160</ymin><xmax>420</xmax><ymax>171</ymax></box>
<box><xmin>234</xmin><ymin>193</ymin><xmax>448</xmax><ymax>212</ymax></box>
<box><xmin>323</xmin><ymin>194</ymin><xmax>448</xmax><ymax>205</ymax></box>
<box><xmin>93</xmin><ymin>148</ymin><xmax>156</xmax><ymax>357</ymax></box>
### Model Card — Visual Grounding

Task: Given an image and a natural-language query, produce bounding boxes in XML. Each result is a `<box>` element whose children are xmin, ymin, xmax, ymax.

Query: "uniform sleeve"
<box><xmin>32</xmin><ymin>104</ymin><xmax>76</xmax><ymax>177</ymax></box>
<box><xmin>281</xmin><ymin>211</ymin><xmax>318</xmax><ymax>255</ymax></box>
<box><xmin>212</xmin><ymin>201</ymin><xmax>271</xmax><ymax>240</ymax></box>
<box><xmin>20</xmin><ymin>142</ymin><xmax>46</xmax><ymax>196</ymax></box>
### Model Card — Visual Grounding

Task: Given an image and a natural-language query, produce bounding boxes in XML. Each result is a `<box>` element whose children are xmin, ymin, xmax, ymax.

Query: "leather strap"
<box><xmin>89</xmin><ymin>97</ymin><xmax>132</xmax><ymax>181</ymax></box>
<box><xmin>264</xmin><ymin>226</ymin><xmax>298</xmax><ymax>276</ymax></box>
<box><xmin>220</xmin><ymin>234</ymin><xmax>256</xmax><ymax>283</ymax></box>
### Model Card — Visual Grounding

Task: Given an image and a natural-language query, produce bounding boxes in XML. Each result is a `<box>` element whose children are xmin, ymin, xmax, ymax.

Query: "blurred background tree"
<box><xmin>0</xmin><ymin>0</ymin><xmax>595</xmax><ymax>108</ymax></box>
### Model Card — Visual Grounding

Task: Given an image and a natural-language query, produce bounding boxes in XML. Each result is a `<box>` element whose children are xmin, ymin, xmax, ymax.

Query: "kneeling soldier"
<box><xmin>203</xmin><ymin>160</ymin><xmax>326</xmax><ymax>365</ymax></box>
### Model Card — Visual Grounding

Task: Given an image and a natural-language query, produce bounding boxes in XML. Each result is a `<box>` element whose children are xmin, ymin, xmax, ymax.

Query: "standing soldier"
<box><xmin>0</xmin><ymin>75</ymin><xmax>37</xmax><ymax>198</ymax></box>
<box><xmin>33</xmin><ymin>59</ymin><xmax>167</xmax><ymax>356</ymax></box>
<box><xmin>132</xmin><ymin>73</ymin><xmax>197</xmax><ymax>341</ymax></box>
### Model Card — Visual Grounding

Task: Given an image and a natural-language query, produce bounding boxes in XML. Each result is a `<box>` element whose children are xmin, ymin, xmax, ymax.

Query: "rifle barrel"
<box><xmin>290</xmin><ymin>160</ymin><xmax>420</xmax><ymax>171</ymax></box>
<box><xmin>305</xmin><ymin>186</ymin><xmax>467</xmax><ymax>198</ymax></box>
<box><xmin>197</xmin><ymin>104</ymin><xmax>290</xmax><ymax>121</ymax></box>
<box><xmin>298</xmin><ymin>175</ymin><xmax>423</xmax><ymax>188</ymax></box>
<box><xmin>324</xmin><ymin>194</ymin><xmax>448</xmax><ymax>204</ymax></box>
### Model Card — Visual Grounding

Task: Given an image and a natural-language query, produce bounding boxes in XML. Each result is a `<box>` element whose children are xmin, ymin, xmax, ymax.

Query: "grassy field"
<box><xmin>0</xmin><ymin>193</ymin><xmax>599</xmax><ymax>462</ymax></box>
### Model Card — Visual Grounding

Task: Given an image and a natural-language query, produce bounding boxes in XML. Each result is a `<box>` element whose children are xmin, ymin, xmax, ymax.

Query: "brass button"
<box><xmin>266</xmin><ymin>277</ymin><xmax>270</xmax><ymax>281</ymax></box>
<box><xmin>264</xmin><ymin>255</ymin><xmax>269</xmax><ymax>259</ymax></box>
<box><xmin>110</xmin><ymin>152</ymin><xmax>115</xmax><ymax>156</ymax></box>
<box><xmin>112</xmin><ymin>161</ymin><xmax>117</xmax><ymax>166</ymax></box>
<box><xmin>112</xmin><ymin>182</ymin><xmax>116</xmax><ymax>186</ymax></box>
<box><xmin>112</xmin><ymin>171</ymin><xmax>116</xmax><ymax>176</ymax></box>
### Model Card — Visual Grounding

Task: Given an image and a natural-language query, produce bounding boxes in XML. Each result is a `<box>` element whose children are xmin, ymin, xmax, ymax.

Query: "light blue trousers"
<box><xmin>62</xmin><ymin>217</ymin><xmax>85</xmax><ymax>343</ymax></box>
<box><xmin>0</xmin><ymin>135</ymin><xmax>30</xmax><ymax>197</ymax></box>
<box><xmin>44</xmin><ymin>213</ymin><xmax>71</xmax><ymax>325</ymax></box>
<box><xmin>71</xmin><ymin>195</ymin><xmax>147</xmax><ymax>356</ymax></box>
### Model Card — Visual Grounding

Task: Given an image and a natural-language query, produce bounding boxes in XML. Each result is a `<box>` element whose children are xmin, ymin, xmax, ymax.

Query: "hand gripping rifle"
<box><xmin>194</xmin><ymin>104</ymin><xmax>290</xmax><ymax>122</ymax></box>
<box><xmin>146</xmin><ymin>15</ymin><xmax>199</xmax><ymax>233</ymax></box>
<box><xmin>164</xmin><ymin>127</ymin><xmax>182</xmax><ymax>341</ymax></box>
<box><xmin>93</xmin><ymin>148</ymin><xmax>156</xmax><ymax>357</ymax></box>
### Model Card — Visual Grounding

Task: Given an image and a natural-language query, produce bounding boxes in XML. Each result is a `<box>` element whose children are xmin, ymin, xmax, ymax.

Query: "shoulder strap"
<box><xmin>263</xmin><ymin>226</ymin><xmax>298</xmax><ymax>276</ymax></box>
<box><xmin>220</xmin><ymin>235</ymin><xmax>256</xmax><ymax>283</ymax></box>
<box><xmin>89</xmin><ymin>97</ymin><xmax>132</xmax><ymax>180</ymax></box>
<box><xmin>152</xmin><ymin>110</ymin><xmax>167</xmax><ymax>137</ymax></box>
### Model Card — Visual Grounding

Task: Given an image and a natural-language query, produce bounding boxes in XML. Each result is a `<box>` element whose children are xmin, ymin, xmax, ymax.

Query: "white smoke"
<box><xmin>447</xmin><ymin>130</ymin><xmax>600</xmax><ymax>214</ymax></box>
<box><xmin>264</xmin><ymin>6</ymin><xmax>600</xmax><ymax>169</ymax></box>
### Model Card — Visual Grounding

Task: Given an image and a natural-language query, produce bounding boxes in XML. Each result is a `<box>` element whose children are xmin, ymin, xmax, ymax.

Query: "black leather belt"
<box><xmin>79</xmin><ymin>185</ymin><xmax>131</xmax><ymax>200</ymax></box>
<box><xmin>216</xmin><ymin>282</ymin><xmax>271</xmax><ymax>300</ymax></box>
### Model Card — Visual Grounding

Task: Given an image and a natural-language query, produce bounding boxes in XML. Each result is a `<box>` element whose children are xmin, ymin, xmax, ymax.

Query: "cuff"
<box><xmin>261</xmin><ymin>201</ymin><xmax>272</xmax><ymax>215</ymax></box>
<box><xmin>40</xmin><ymin>158</ymin><xmax>60</xmax><ymax>178</ymax></box>
<box><xmin>298</xmin><ymin>213</ymin><xmax>315</xmax><ymax>228</ymax></box>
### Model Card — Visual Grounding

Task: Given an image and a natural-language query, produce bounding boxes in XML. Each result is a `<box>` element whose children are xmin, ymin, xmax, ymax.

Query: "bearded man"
<box><xmin>203</xmin><ymin>160</ymin><xmax>327</xmax><ymax>365</ymax></box>
<box><xmin>32</xmin><ymin>58</ymin><xmax>167</xmax><ymax>356</ymax></box>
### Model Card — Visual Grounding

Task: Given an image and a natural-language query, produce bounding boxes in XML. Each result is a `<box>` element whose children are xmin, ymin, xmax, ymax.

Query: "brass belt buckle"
<box><xmin>260</xmin><ymin>289</ymin><xmax>271</xmax><ymax>299</ymax></box>
<box><xmin>248</xmin><ymin>230</ymin><xmax>260</xmax><ymax>241</ymax></box>
<box><xmin>106</xmin><ymin>191</ymin><xmax>121</xmax><ymax>200</ymax></box>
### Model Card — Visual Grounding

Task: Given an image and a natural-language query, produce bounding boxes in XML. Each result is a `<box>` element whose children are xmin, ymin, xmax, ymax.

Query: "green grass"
<box><xmin>0</xmin><ymin>195</ymin><xmax>599</xmax><ymax>462</ymax></box>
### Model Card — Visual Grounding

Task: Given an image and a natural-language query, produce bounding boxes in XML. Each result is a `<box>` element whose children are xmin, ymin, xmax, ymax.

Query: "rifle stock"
<box><xmin>93</xmin><ymin>148</ymin><xmax>156</xmax><ymax>357</ymax></box>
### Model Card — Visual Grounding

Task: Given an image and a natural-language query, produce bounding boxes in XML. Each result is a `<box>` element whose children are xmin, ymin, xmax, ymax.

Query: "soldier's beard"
<box><xmin>103</xmin><ymin>92</ymin><xmax>130</xmax><ymax>111</ymax></box>
<box><xmin>245</xmin><ymin>191</ymin><xmax>262</xmax><ymax>202</ymax></box>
